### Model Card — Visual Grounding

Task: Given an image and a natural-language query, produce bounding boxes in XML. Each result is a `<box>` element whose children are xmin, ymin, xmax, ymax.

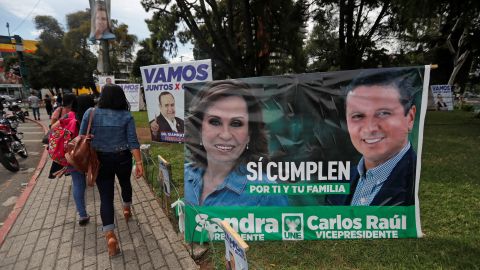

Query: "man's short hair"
<box><xmin>346</xmin><ymin>68</ymin><xmax>422</xmax><ymax>115</ymax></box>
<box><xmin>158</xmin><ymin>91</ymin><xmax>174</xmax><ymax>106</ymax></box>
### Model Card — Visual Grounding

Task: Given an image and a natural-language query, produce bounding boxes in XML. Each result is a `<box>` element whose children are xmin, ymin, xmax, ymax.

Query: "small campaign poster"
<box><xmin>140</xmin><ymin>59</ymin><xmax>212</xmax><ymax>143</ymax></box>
<box><xmin>221</xmin><ymin>221</ymin><xmax>249</xmax><ymax>270</ymax></box>
<box><xmin>117</xmin><ymin>84</ymin><xmax>140</xmax><ymax>111</ymax></box>
<box><xmin>98</xmin><ymin>75</ymin><xmax>115</xmax><ymax>91</ymax></box>
<box><xmin>431</xmin><ymin>85</ymin><xmax>454</xmax><ymax>111</ymax></box>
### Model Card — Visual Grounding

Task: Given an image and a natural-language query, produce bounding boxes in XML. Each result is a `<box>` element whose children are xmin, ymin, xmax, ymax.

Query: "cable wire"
<box><xmin>12</xmin><ymin>0</ymin><xmax>43</xmax><ymax>33</ymax></box>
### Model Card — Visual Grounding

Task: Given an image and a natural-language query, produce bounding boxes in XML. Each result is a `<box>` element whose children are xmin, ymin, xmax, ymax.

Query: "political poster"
<box><xmin>430</xmin><ymin>85</ymin><xmax>454</xmax><ymax>111</ymax></box>
<box><xmin>221</xmin><ymin>221</ymin><xmax>249</xmax><ymax>270</ymax></box>
<box><xmin>89</xmin><ymin>0</ymin><xmax>115</xmax><ymax>41</ymax></box>
<box><xmin>118</xmin><ymin>84</ymin><xmax>140</xmax><ymax>111</ymax></box>
<box><xmin>158</xmin><ymin>155</ymin><xmax>171</xmax><ymax>197</ymax></box>
<box><xmin>183</xmin><ymin>66</ymin><xmax>431</xmax><ymax>241</ymax></box>
<box><xmin>98</xmin><ymin>75</ymin><xmax>115</xmax><ymax>91</ymax></box>
<box><xmin>140</xmin><ymin>59</ymin><xmax>212</xmax><ymax>143</ymax></box>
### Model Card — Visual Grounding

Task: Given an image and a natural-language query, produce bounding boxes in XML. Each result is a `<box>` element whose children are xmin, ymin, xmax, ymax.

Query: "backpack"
<box><xmin>48</xmin><ymin>112</ymin><xmax>78</xmax><ymax>167</ymax></box>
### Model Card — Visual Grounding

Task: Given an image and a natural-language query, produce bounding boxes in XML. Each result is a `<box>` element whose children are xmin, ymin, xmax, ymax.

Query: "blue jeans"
<box><xmin>70</xmin><ymin>168</ymin><xmax>88</xmax><ymax>218</ymax></box>
<box><xmin>96</xmin><ymin>150</ymin><xmax>133</xmax><ymax>231</ymax></box>
<box><xmin>32</xmin><ymin>107</ymin><xmax>40</xmax><ymax>120</ymax></box>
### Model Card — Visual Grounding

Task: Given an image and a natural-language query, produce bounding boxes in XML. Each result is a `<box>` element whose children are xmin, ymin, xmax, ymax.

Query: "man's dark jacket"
<box><xmin>326</xmin><ymin>147</ymin><xmax>416</xmax><ymax>206</ymax></box>
<box><xmin>151</xmin><ymin>114</ymin><xmax>184</xmax><ymax>141</ymax></box>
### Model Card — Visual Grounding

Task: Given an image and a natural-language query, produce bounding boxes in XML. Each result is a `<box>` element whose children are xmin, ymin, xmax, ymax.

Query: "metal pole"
<box><xmin>6</xmin><ymin>22</ymin><xmax>10</xmax><ymax>37</ymax></box>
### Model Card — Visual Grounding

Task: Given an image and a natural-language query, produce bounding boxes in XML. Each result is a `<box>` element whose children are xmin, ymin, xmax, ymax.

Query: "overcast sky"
<box><xmin>0</xmin><ymin>0</ymin><xmax>193</xmax><ymax>62</ymax></box>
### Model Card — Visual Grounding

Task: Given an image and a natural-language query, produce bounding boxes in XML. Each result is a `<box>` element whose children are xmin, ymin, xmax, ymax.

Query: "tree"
<box><xmin>393</xmin><ymin>0</ymin><xmax>480</xmax><ymax>88</ymax></box>
<box><xmin>307</xmin><ymin>0</ymin><xmax>394</xmax><ymax>70</ymax></box>
<box><xmin>141</xmin><ymin>0</ymin><xmax>309</xmax><ymax>79</ymax></box>
<box><xmin>109</xmin><ymin>20</ymin><xmax>138</xmax><ymax>78</ymax></box>
<box><xmin>131</xmin><ymin>39</ymin><xmax>168</xmax><ymax>80</ymax></box>
<box><xmin>64</xmin><ymin>9</ymin><xmax>98</xmax><ymax>91</ymax></box>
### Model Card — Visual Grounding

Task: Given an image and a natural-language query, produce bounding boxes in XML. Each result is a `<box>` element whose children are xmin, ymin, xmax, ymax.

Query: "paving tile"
<box><xmin>0</xmin><ymin>159</ymin><xmax>197</xmax><ymax>270</ymax></box>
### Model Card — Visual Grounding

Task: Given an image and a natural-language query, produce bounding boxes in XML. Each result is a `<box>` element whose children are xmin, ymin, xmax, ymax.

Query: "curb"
<box><xmin>0</xmin><ymin>118</ymin><xmax>49</xmax><ymax>247</ymax></box>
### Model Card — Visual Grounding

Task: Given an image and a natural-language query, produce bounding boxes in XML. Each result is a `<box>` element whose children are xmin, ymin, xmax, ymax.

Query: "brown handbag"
<box><xmin>65</xmin><ymin>108</ymin><xmax>99</xmax><ymax>187</ymax></box>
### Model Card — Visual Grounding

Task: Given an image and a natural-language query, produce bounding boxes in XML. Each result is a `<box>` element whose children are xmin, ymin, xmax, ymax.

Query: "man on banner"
<box><xmin>150</xmin><ymin>92</ymin><xmax>184</xmax><ymax>141</ymax></box>
<box><xmin>327</xmin><ymin>69</ymin><xmax>418</xmax><ymax>206</ymax></box>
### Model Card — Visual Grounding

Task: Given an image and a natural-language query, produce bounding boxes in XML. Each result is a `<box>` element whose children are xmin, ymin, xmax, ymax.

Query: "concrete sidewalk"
<box><xmin>0</xmin><ymin>119</ymin><xmax>198</xmax><ymax>269</ymax></box>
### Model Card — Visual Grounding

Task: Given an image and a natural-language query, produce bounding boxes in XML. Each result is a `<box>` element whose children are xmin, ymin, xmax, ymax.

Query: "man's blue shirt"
<box><xmin>351</xmin><ymin>142</ymin><xmax>411</xmax><ymax>206</ymax></box>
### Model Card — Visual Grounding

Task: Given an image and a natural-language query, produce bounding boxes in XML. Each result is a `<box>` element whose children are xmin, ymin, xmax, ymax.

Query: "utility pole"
<box><xmin>101</xmin><ymin>40</ymin><xmax>111</xmax><ymax>74</ymax></box>
<box><xmin>6</xmin><ymin>22</ymin><xmax>10</xmax><ymax>37</ymax></box>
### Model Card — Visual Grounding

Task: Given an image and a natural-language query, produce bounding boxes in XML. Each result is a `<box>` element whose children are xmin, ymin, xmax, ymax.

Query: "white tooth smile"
<box><xmin>364</xmin><ymin>138</ymin><xmax>382</xmax><ymax>144</ymax></box>
<box><xmin>215</xmin><ymin>145</ymin><xmax>234</xmax><ymax>151</ymax></box>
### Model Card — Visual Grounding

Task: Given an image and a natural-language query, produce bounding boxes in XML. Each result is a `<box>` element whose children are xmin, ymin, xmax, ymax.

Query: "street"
<box><xmin>0</xmin><ymin>119</ymin><xmax>45</xmax><ymax>225</ymax></box>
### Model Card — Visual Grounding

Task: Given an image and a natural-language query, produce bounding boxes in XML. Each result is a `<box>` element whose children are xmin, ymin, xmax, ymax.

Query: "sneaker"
<box><xmin>79</xmin><ymin>216</ymin><xmax>90</xmax><ymax>226</ymax></box>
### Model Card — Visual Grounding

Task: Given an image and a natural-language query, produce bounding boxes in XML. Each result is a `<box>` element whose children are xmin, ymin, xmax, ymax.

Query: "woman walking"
<box><xmin>44</xmin><ymin>94</ymin><xmax>53</xmax><ymax>119</ymax></box>
<box><xmin>79</xmin><ymin>85</ymin><xmax>143</xmax><ymax>256</ymax></box>
<box><xmin>49</xmin><ymin>94</ymin><xmax>93</xmax><ymax>225</ymax></box>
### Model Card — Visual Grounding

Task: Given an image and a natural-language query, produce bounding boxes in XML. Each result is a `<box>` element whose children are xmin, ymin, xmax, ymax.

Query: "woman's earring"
<box><xmin>246</xmin><ymin>143</ymin><xmax>249</xmax><ymax>150</ymax></box>
<box><xmin>200</xmin><ymin>141</ymin><xmax>203</xmax><ymax>146</ymax></box>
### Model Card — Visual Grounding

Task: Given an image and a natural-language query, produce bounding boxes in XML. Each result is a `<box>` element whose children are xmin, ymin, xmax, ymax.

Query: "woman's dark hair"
<box><xmin>62</xmin><ymin>93</ymin><xmax>77</xmax><ymax>112</ymax></box>
<box><xmin>98</xmin><ymin>84</ymin><xmax>130</xmax><ymax>111</ymax></box>
<box><xmin>185</xmin><ymin>80</ymin><xmax>268</xmax><ymax>170</ymax></box>
<box><xmin>76</xmin><ymin>95</ymin><xmax>95</xmax><ymax>122</ymax></box>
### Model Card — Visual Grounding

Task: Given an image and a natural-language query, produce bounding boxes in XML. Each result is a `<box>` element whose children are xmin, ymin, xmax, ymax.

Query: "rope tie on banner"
<box><xmin>171</xmin><ymin>199</ymin><xmax>185</xmax><ymax>233</ymax></box>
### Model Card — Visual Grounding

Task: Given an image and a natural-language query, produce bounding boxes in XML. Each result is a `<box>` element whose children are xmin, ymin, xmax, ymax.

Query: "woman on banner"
<box><xmin>80</xmin><ymin>85</ymin><xmax>143</xmax><ymax>256</ymax></box>
<box><xmin>184</xmin><ymin>80</ymin><xmax>289</xmax><ymax>206</ymax></box>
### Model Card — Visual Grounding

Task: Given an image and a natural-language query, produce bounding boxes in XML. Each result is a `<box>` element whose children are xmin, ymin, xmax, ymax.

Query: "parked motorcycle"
<box><xmin>6</xmin><ymin>101</ymin><xmax>27</xmax><ymax>123</ymax></box>
<box><xmin>0</xmin><ymin>114</ymin><xmax>28</xmax><ymax>172</ymax></box>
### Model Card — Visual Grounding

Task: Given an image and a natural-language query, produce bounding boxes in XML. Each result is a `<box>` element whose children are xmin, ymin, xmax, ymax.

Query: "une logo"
<box><xmin>282</xmin><ymin>214</ymin><xmax>304</xmax><ymax>241</ymax></box>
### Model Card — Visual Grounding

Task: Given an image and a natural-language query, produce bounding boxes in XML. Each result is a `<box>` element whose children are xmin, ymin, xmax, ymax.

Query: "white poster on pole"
<box><xmin>140</xmin><ymin>59</ymin><xmax>212</xmax><ymax>143</ymax></box>
<box><xmin>118</xmin><ymin>84</ymin><xmax>140</xmax><ymax>111</ymax></box>
<box><xmin>431</xmin><ymin>85</ymin><xmax>454</xmax><ymax>111</ymax></box>
<box><xmin>98</xmin><ymin>75</ymin><xmax>115</xmax><ymax>91</ymax></box>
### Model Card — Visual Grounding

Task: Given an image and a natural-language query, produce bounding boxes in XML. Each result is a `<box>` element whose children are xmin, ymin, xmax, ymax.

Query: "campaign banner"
<box><xmin>183</xmin><ymin>66</ymin><xmax>430</xmax><ymax>241</ymax></box>
<box><xmin>140</xmin><ymin>59</ymin><xmax>212</xmax><ymax>143</ymax></box>
<box><xmin>430</xmin><ymin>85</ymin><xmax>454</xmax><ymax>111</ymax></box>
<box><xmin>89</xmin><ymin>0</ymin><xmax>115</xmax><ymax>41</ymax></box>
<box><xmin>118</xmin><ymin>84</ymin><xmax>140</xmax><ymax>111</ymax></box>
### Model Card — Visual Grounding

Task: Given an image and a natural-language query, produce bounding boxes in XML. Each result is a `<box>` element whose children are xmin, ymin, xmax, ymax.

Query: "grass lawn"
<box><xmin>133</xmin><ymin>110</ymin><xmax>480</xmax><ymax>269</ymax></box>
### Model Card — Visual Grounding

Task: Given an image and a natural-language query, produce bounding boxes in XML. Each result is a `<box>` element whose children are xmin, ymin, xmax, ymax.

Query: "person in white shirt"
<box><xmin>27</xmin><ymin>92</ymin><xmax>41</xmax><ymax>120</ymax></box>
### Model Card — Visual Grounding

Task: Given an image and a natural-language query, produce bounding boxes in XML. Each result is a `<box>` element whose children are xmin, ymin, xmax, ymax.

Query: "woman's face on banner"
<box><xmin>95</xmin><ymin>9</ymin><xmax>108</xmax><ymax>34</ymax></box>
<box><xmin>201</xmin><ymin>96</ymin><xmax>250</xmax><ymax>166</ymax></box>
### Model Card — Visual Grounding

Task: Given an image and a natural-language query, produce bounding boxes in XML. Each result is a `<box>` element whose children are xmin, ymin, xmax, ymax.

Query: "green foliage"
<box><xmin>461</xmin><ymin>104</ymin><xmax>474</xmax><ymax>112</ymax></box>
<box><xmin>131</xmin><ymin>39</ymin><xmax>168</xmax><ymax>79</ymax></box>
<box><xmin>140</xmin><ymin>0</ymin><xmax>308</xmax><ymax>78</ymax></box>
<box><xmin>131</xmin><ymin>111</ymin><xmax>150</xmax><ymax>128</ymax></box>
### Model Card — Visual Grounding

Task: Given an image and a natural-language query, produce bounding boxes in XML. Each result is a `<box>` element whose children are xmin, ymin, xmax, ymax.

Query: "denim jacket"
<box><xmin>184</xmin><ymin>163</ymin><xmax>289</xmax><ymax>207</ymax></box>
<box><xmin>79</xmin><ymin>108</ymin><xmax>140</xmax><ymax>152</ymax></box>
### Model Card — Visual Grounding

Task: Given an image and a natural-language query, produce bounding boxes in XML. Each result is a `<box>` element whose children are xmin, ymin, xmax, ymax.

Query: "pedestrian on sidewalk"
<box><xmin>79</xmin><ymin>85</ymin><xmax>143</xmax><ymax>257</ymax></box>
<box><xmin>44</xmin><ymin>94</ymin><xmax>54</xmax><ymax>119</ymax></box>
<box><xmin>27</xmin><ymin>91</ymin><xmax>41</xmax><ymax>120</ymax></box>
<box><xmin>50</xmin><ymin>93</ymin><xmax>92</xmax><ymax>225</ymax></box>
